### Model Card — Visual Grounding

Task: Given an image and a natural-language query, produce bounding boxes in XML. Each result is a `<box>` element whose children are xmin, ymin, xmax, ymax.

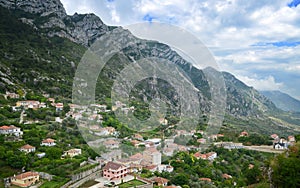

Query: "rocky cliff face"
<box><xmin>0</xmin><ymin>0</ymin><xmax>66</xmax><ymax>17</ymax></box>
<box><xmin>0</xmin><ymin>0</ymin><xmax>108</xmax><ymax>46</ymax></box>
<box><xmin>0</xmin><ymin>0</ymin><xmax>278</xmax><ymax>117</ymax></box>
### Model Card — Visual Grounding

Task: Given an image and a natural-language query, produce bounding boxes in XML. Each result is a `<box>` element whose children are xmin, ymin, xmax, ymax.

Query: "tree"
<box><xmin>244</xmin><ymin>165</ymin><xmax>261</xmax><ymax>185</ymax></box>
<box><xmin>171</xmin><ymin>173</ymin><xmax>189</xmax><ymax>186</ymax></box>
<box><xmin>271</xmin><ymin>143</ymin><xmax>300</xmax><ymax>188</ymax></box>
<box><xmin>45</xmin><ymin>147</ymin><xmax>63</xmax><ymax>160</ymax></box>
<box><xmin>6</xmin><ymin>151</ymin><xmax>28</xmax><ymax>168</ymax></box>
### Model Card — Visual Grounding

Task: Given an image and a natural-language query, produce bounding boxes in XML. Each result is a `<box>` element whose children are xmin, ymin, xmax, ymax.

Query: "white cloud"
<box><xmin>106</xmin><ymin>3</ymin><xmax>120</xmax><ymax>23</ymax></box>
<box><xmin>236</xmin><ymin>75</ymin><xmax>283</xmax><ymax>91</ymax></box>
<box><xmin>59</xmin><ymin>0</ymin><xmax>300</xmax><ymax>98</ymax></box>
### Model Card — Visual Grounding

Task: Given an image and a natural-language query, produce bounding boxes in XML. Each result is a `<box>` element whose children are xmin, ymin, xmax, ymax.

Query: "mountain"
<box><xmin>0</xmin><ymin>0</ymin><xmax>109</xmax><ymax>46</ymax></box>
<box><xmin>0</xmin><ymin>0</ymin><xmax>298</xmax><ymax>136</ymax></box>
<box><xmin>261</xmin><ymin>90</ymin><xmax>300</xmax><ymax>112</ymax></box>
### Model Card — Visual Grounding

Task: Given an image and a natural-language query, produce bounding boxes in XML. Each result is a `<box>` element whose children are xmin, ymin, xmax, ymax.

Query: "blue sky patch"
<box><xmin>252</xmin><ymin>41</ymin><xmax>300</xmax><ymax>47</ymax></box>
<box><xmin>143</xmin><ymin>14</ymin><xmax>155</xmax><ymax>22</ymax></box>
<box><xmin>288</xmin><ymin>0</ymin><xmax>300</xmax><ymax>7</ymax></box>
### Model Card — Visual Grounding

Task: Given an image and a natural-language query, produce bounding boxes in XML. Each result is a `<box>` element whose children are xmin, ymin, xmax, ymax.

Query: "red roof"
<box><xmin>199</xmin><ymin>177</ymin><xmax>211</xmax><ymax>182</ymax></box>
<box><xmin>103</xmin><ymin>161</ymin><xmax>125</xmax><ymax>171</ymax></box>
<box><xmin>15</xmin><ymin>172</ymin><xmax>39</xmax><ymax>180</ymax></box>
<box><xmin>42</xmin><ymin>138</ymin><xmax>55</xmax><ymax>143</ymax></box>
<box><xmin>194</xmin><ymin>152</ymin><xmax>207</xmax><ymax>159</ymax></box>
<box><xmin>21</xmin><ymin>144</ymin><xmax>35</xmax><ymax>149</ymax></box>
<box><xmin>0</xmin><ymin>125</ymin><xmax>17</xmax><ymax>130</ymax></box>
<box><xmin>55</xmin><ymin>103</ymin><xmax>63</xmax><ymax>107</ymax></box>
<box><xmin>146</xmin><ymin>165</ymin><xmax>157</xmax><ymax>170</ymax></box>
<box><xmin>153</xmin><ymin>177</ymin><xmax>169</xmax><ymax>184</ymax></box>
<box><xmin>240</xmin><ymin>131</ymin><xmax>249</xmax><ymax>136</ymax></box>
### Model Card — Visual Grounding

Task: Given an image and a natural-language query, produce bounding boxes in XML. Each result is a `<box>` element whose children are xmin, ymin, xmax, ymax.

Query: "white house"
<box><xmin>0</xmin><ymin>125</ymin><xmax>23</xmax><ymax>137</ymax></box>
<box><xmin>206</xmin><ymin>152</ymin><xmax>217</xmax><ymax>161</ymax></box>
<box><xmin>274</xmin><ymin>142</ymin><xmax>288</xmax><ymax>150</ymax></box>
<box><xmin>41</xmin><ymin>138</ymin><xmax>56</xmax><ymax>146</ymax></box>
<box><xmin>55</xmin><ymin>103</ymin><xmax>64</xmax><ymax>112</ymax></box>
<box><xmin>157</xmin><ymin>164</ymin><xmax>174</xmax><ymax>173</ymax></box>
<box><xmin>20</xmin><ymin>144</ymin><xmax>36</xmax><ymax>153</ymax></box>
<box><xmin>62</xmin><ymin>149</ymin><xmax>82</xmax><ymax>158</ymax></box>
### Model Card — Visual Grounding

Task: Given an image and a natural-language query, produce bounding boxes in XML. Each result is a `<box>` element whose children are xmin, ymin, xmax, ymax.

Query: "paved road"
<box><xmin>244</xmin><ymin>145</ymin><xmax>285</xmax><ymax>153</ymax></box>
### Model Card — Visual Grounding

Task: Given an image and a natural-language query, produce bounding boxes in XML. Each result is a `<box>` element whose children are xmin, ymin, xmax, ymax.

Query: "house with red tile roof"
<box><xmin>20</xmin><ymin>144</ymin><xmax>36</xmax><ymax>153</ymax></box>
<box><xmin>41</xmin><ymin>138</ymin><xmax>56</xmax><ymax>146</ymax></box>
<box><xmin>0</xmin><ymin>125</ymin><xmax>23</xmax><ymax>137</ymax></box>
<box><xmin>194</xmin><ymin>152</ymin><xmax>207</xmax><ymax>160</ymax></box>
<box><xmin>152</xmin><ymin>177</ymin><xmax>169</xmax><ymax>187</ymax></box>
<box><xmin>194</xmin><ymin>151</ymin><xmax>217</xmax><ymax>161</ymax></box>
<box><xmin>103</xmin><ymin>161</ymin><xmax>128</xmax><ymax>180</ymax></box>
<box><xmin>239</xmin><ymin>131</ymin><xmax>249</xmax><ymax>137</ymax></box>
<box><xmin>55</xmin><ymin>103</ymin><xmax>64</xmax><ymax>112</ymax></box>
<box><xmin>11</xmin><ymin>171</ymin><xmax>39</xmax><ymax>187</ymax></box>
<box><xmin>270</xmin><ymin>134</ymin><xmax>279</xmax><ymax>140</ymax></box>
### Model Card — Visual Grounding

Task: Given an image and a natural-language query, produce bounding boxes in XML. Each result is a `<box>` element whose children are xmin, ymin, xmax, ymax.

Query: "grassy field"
<box><xmin>119</xmin><ymin>179</ymin><xmax>146</xmax><ymax>188</ymax></box>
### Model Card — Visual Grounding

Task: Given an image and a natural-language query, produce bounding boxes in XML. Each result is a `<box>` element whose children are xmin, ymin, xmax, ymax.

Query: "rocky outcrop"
<box><xmin>0</xmin><ymin>0</ymin><xmax>108</xmax><ymax>46</ymax></box>
<box><xmin>0</xmin><ymin>0</ymin><xmax>67</xmax><ymax>17</ymax></box>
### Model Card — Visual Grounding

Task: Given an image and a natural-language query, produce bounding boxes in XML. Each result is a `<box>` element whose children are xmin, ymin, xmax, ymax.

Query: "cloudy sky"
<box><xmin>61</xmin><ymin>0</ymin><xmax>300</xmax><ymax>99</ymax></box>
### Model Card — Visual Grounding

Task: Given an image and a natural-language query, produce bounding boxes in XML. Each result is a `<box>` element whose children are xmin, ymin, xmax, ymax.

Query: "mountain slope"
<box><xmin>0</xmin><ymin>0</ymin><xmax>298</xmax><ymax>136</ymax></box>
<box><xmin>261</xmin><ymin>90</ymin><xmax>300</xmax><ymax>112</ymax></box>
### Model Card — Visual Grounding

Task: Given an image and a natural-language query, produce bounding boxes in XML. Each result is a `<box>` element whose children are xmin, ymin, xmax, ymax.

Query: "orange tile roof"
<box><xmin>199</xmin><ymin>177</ymin><xmax>211</xmax><ymax>182</ymax></box>
<box><xmin>0</xmin><ymin>125</ymin><xmax>17</xmax><ymax>130</ymax></box>
<box><xmin>146</xmin><ymin>165</ymin><xmax>157</xmax><ymax>170</ymax></box>
<box><xmin>21</xmin><ymin>144</ymin><xmax>35</xmax><ymax>149</ymax></box>
<box><xmin>42</xmin><ymin>138</ymin><xmax>55</xmax><ymax>143</ymax></box>
<box><xmin>15</xmin><ymin>172</ymin><xmax>39</xmax><ymax>180</ymax></box>
<box><xmin>153</xmin><ymin>177</ymin><xmax>169</xmax><ymax>184</ymax></box>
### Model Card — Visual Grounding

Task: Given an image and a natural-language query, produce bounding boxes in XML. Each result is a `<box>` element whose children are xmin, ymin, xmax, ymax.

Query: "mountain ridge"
<box><xmin>0</xmin><ymin>0</ymin><xmax>298</xmax><ymax>136</ymax></box>
<box><xmin>261</xmin><ymin>90</ymin><xmax>300</xmax><ymax>112</ymax></box>
<box><xmin>0</xmin><ymin>0</ymin><xmax>109</xmax><ymax>46</ymax></box>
